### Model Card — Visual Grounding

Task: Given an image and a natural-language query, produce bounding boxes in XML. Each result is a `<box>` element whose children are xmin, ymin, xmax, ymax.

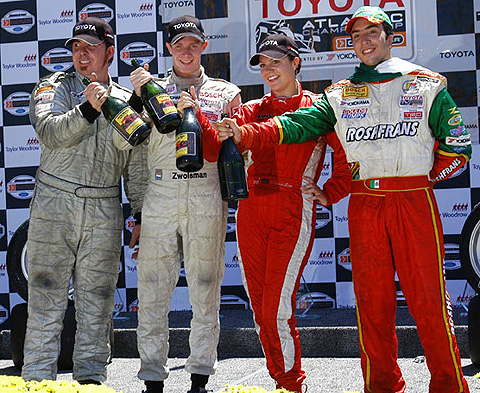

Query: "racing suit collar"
<box><xmin>170</xmin><ymin>65</ymin><xmax>208</xmax><ymax>91</ymax></box>
<box><xmin>349</xmin><ymin>57</ymin><xmax>423</xmax><ymax>83</ymax></box>
<box><xmin>268</xmin><ymin>81</ymin><xmax>303</xmax><ymax>107</ymax></box>
<box><xmin>349</xmin><ymin>60</ymin><xmax>401</xmax><ymax>83</ymax></box>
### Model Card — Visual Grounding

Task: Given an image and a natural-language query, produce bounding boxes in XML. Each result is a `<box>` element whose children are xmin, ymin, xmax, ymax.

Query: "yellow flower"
<box><xmin>0</xmin><ymin>375</ymin><xmax>122</xmax><ymax>393</ymax></box>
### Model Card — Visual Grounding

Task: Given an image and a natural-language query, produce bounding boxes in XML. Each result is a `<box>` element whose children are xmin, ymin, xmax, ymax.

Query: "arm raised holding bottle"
<box><xmin>177</xmin><ymin>86</ymin><xmax>224</xmax><ymax>162</ymax></box>
<box><xmin>129</xmin><ymin>60</ymin><xmax>181</xmax><ymax>134</ymax></box>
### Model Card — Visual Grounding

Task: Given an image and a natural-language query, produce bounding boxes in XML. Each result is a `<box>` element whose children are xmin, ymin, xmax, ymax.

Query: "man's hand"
<box><xmin>83</xmin><ymin>72</ymin><xmax>108</xmax><ymax>112</ymax></box>
<box><xmin>177</xmin><ymin>86</ymin><xmax>200</xmax><ymax>115</ymax></box>
<box><xmin>302</xmin><ymin>176</ymin><xmax>327</xmax><ymax>205</ymax></box>
<box><xmin>214</xmin><ymin>118</ymin><xmax>241</xmax><ymax>144</ymax></box>
<box><xmin>129</xmin><ymin>224</ymin><xmax>141</xmax><ymax>260</ymax></box>
<box><xmin>130</xmin><ymin>63</ymin><xmax>153</xmax><ymax>97</ymax></box>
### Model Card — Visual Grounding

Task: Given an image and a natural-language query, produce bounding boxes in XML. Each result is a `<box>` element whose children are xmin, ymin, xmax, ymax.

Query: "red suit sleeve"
<box><xmin>239</xmin><ymin>117</ymin><xmax>282</xmax><ymax>150</ymax></box>
<box><xmin>429</xmin><ymin>149</ymin><xmax>469</xmax><ymax>183</ymax></box>
<box><xmin>197</xmin><ymin>109</ymin><xmax>222</xmax><ymax>162</ymax></box>
<box><xmin>321</xmin><ymin>131</ymin><xmax>352</xmax><ymax>206</ymax></box>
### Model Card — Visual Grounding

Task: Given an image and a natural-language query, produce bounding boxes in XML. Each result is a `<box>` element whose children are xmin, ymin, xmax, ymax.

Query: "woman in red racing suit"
<box><xmin>179</xmin><ymin>34</ymin><xmax>351</xmax><ymax>393</ymax></box>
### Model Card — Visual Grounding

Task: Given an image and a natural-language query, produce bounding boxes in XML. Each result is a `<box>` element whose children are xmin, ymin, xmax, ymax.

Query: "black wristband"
<box><xmin>133</xmin><ymin>211</ymin><xmax>142</xmax><ymax>225</ymax></box>
<box><xmin>129</xmin><ymin>92</ymin><xmax>144</xmax><ymax>113</ymax></box>
<box><xmin>79</xmin><ymin>101</ymin><xmax>101</xmax><ymax>124</ymax></box>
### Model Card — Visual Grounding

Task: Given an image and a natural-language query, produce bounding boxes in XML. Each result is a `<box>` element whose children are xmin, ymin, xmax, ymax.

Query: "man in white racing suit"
<box><xmin>23</xmin><ymin>17</ymin><xmax>147</xmax><ymax>385</ymax></box>
<box><xmin>215</xmin><ymin>6</ymin><xmax>472</xmax><ymax>393</ymax></box>
<box><xmin>127</xmin><ymin>15</ymin><xmax>241</xmax><ymax>393</ymax></box>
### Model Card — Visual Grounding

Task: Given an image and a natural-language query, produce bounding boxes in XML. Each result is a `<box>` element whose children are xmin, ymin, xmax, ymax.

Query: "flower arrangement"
<box><xmin>0</xmin><ymin>376</ymin><xmax>121</xmax><ymax>392</ymax></box>
<box><xmin>0</xmin><ymin>376</ymin><xmax>297</xmax><ymax>393</ymax></box>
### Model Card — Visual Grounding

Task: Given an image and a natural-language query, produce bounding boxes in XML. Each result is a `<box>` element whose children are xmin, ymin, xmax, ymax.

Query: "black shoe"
<box><xmin>77</xmin><ymin>379</ymin><xmax>101</xmax><ymax>385</ymax></box>
<box><xmin>143</xmin><ymin>380</ymin><xmax>164</xmax><ymax>393</ymax></box>
<box><xmin>188</xmin><ymin>373</ymin><xmax>210</xmax><ymax>393</ymax></box>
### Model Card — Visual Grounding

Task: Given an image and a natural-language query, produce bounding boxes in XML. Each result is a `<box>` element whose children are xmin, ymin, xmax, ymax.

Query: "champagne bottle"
<box><xmin>176</xmin><ymin>107</ymin><xmax>203</xmax><ymax>172</ymax></box>
<box><xmin>82</xmin><ymin>78</ymin><xmax>150</xmax><ymax>146</ymax></box>
<box><xmin>217</xmin><ymin>114</ymin><xmax>248</xmax><ymax>201</ymax></box>
<box><xmin>131</xmin><ymin>58</ymin><xmax>181</xmax><ymax>134</ymax></box>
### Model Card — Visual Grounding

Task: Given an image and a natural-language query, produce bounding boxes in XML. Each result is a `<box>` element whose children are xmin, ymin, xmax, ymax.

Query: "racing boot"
<box><xmin>142</xmin><ymin>380</ymin><xmax>164</xmax><ymax>393</ymax></box>
<box><xmin>187</xmin><ymin>373</ymin><xmax>210</xmax><ymax>392</ymax></box>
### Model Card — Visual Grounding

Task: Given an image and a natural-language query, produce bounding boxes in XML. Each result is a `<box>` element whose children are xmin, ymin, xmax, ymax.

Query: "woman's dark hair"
<box><xmin>287</xmin><ymin>54</ymin><xmax>302</xmax><ymax>75</ymax></box>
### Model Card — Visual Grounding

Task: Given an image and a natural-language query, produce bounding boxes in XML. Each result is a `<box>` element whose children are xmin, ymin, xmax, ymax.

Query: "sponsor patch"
<box><xmin>165</xmin><ymin>84</ymin><xmax>176</xmax><ymax>95</ymax></box>
<box><xmin>402</xmin><ymin>109</ymin><xmax>424</xmax><ymax>121</ymax></box>
<box><xmin>342</xmin><ymin>85</ymin><xmax>368</xmax><ymax>98</ymax></box>
<box><xmin>448</xmin><ymin>114</ymin><xmax>462</xmax><ymax>126</ymax></box>
<box><xmin>36</xmin><ymin>91</ymin><xmax>54</xmax><ymax>102</ymax></box>
<box><xmin>35</xmin><ymin>102</ymin><xmax>53</xmax><ymax>115</ymax></box>
<box><xmin>432</xmin><ymin>158</ymin><xmax>462</xmax><ymax>182</ymax></box>
<box><xmin>447</xmin><ymin>106</ymin><xmax>460</xmax><ymax>115</ymax></box>
<box><xmin>203</xmin><ymin>110</ymin><xmax>221</xmax><ymax>122</ymax></box>
<box><xmin>399</xmin><ymin>94</ymin><xmax>424</xmax><ymax>107</ymax></box>
<box><xmin>446</xmin><ymin>134</ymin><xmax>471</xmax><ymax>147</ymax></box>
<box><xmin>257</xmin><ymin>113</ymin><xmax>274</xmax><ymax>120</ymax></box>
<box><xmin>402</xmin><ymin>80</ymin><xmax>419</xmax><ymax>94</ymax></box>
<box><xmin>71</xmin><ymin>91</ymin><xmax>84</xmax><ymax>99</ymax></box>
<box><xmin>339</xmin><ymin>98</ymin><xmax>371</xmax><ymax>108</ymax></box>
<box><xmin>450</xmin><ymin>125</ymin><xmax>466</xmax><ymax>136</ymax></box>
<box><xmin>172</xmin><ymin>171</ymin><xmax>208</xmax><ymax>179</ymax></box>
<box><xmin>35</xmin><ymin>86</ymin><xmax>53</xmax><ymax>97</ymax></box>
<box><xmin>346</xmin><ymin>122</ymin><xmax>419</xmax><ymax>142</ymax></box>
<box><xmin>341</xmin><ymin>107</ymin><xmax>368</xmax><ymax>119</ymax></box>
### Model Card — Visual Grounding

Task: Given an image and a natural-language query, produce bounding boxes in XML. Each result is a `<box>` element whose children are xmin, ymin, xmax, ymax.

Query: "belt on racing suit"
<box><xmin>37</xmin><ymin>170</ymin><xmax>119</xmax><ymax>198</ymax></box>
<box><xmin>351</xmin><ymin>175</ymin><xmax>432</xmax><ymax>196</ymax></box>
<box><xmin>250</xmin><ymin>176</ymin><xmax>301</xmax><ymax>189</ymax></box>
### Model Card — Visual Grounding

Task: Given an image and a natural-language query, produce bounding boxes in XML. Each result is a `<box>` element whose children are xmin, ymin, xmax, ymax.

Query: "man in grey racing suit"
<box><xmin>22</xmin><ymin>17</ymin><xmax>147</xmax><ymax>384</ymax></box>
<box><xmin>127</xmin><ymin>15</ymin><xmax>241</xmax><ymax>393</ymax></box>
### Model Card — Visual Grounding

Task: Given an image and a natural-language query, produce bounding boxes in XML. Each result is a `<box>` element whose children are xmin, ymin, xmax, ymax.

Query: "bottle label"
<box><xmin>112</xmin><ymin>107</ymin><xmax>145</xmax><ymax>140</ymax></box>
<box><xmin>149</xmin><ymin>93</ymin><xmax>177</xmax><ymax>116</ymax></box>
<box><xmin>176</xmin><ymin>132</ymin><xmax>197</xmax><ymax>158</ymax></box>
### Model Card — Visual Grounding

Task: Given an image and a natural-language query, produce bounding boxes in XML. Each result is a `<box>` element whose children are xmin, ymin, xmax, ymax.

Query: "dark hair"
<box><xmin>287</xmin><ymin>54</ymin><xmax>302</xmax><ymax>75</ymax></box>
<box><xmin>383</xmin><ymin>22</ymin><xmax>393</xmax><ymax>36</ymax></box>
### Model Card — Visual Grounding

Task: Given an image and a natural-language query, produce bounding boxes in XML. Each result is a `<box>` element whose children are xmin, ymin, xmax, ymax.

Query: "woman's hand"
<box><xmin>302</xmin><ymin>176</ymin><xmax>327</xmax><ymax>205</ymax></box>
<box><xmin>214</xmin><ymin>118</ymin><xmax>242</xmax><ymax>144</ymax></box>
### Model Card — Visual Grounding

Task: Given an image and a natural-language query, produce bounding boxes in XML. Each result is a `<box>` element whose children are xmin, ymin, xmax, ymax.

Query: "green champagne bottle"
<box><xmin>175</xmin><ymin>107</ymin><xmax>203</xmax><ymax>172</ymax></box>
<box><xmin>217</xmin><ymin>113</ymin><xmax>248</xmax><ymax>201</ymax></box>
<box><xmin>131</xmin><ymin>58</ymin><xmax>181</xmax><ymax>134</ymax></box>
<box><xmin>82</xmin><ymin>78</ymin><xmax>150</xmax><ymax>146</ymax></box>
<box><xmin>217</xmin><ymin>137</ymin><xmax>248</xmax><ymax>201</ymax></box>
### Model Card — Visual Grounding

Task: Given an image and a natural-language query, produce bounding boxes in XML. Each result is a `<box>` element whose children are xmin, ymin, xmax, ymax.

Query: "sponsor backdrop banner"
<box><xmin>0</xmin><ymin>0</ymin><xmax>477</xmax><ymax>327</ymax></box>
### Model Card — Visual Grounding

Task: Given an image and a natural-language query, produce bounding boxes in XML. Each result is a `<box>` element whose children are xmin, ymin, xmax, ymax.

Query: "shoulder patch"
<box><xmin>38</xmin><ymin>71</ymin><xmax>67</xmax><ymax>85</ymax></box>
<box><xmin>408</xmin><ymin>69</ymin><xmax>447</xmax><ymax>86</ymax></box>
<box><xmin>326</xmin><ymin>79</ymin><xmax>350</xmax><ymax>93</ymax></box>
